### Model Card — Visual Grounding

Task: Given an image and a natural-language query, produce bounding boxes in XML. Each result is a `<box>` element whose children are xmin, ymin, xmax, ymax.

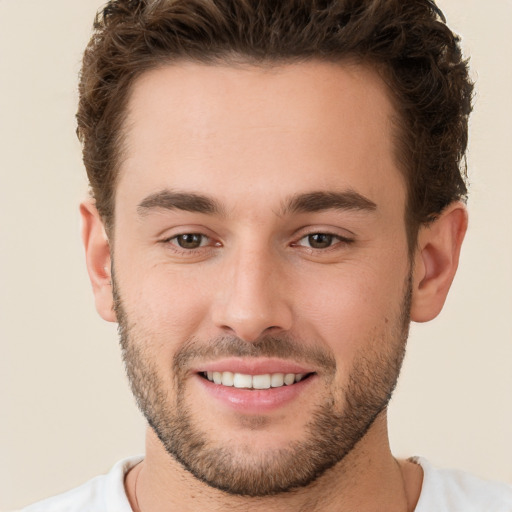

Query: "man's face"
<box><xmin>111</xmin><ymin>61</ymin><xmax>412</xmax><ymax>495</ymax></box>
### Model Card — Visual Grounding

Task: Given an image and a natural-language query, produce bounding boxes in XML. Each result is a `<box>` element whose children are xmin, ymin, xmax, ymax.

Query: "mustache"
<box><xmin>173</xmin><ymin>334</ymin><xmax>337</xmax><ymax>374</ymax></box>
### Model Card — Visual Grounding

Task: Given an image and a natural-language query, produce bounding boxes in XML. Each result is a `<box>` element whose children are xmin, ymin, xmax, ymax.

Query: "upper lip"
<box><xmin>194</xmin><ymin>357</ymin><xmax>316</xmax><ymax>376</ymax></box>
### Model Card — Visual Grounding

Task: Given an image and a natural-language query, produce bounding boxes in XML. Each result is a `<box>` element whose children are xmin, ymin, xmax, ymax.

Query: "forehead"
<box><xmin>118</xmin><ymin>60</ymin><xmax>405</xmax><ymax>215</ymax></box>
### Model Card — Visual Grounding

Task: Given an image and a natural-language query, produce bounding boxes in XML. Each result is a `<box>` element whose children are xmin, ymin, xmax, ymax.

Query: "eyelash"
<box><xmin>161</xmin><ymin>231</ymin><xmax>354</xmax><ymax>255</ymax></box>
<box><xmin>162</xmin><ymin>233</ymin><xmax>218</xmax><ymax>254</ymax></box>
<box><xmin>292</xmin><ymin>233</ymin><xmax>354</xmax><ymax>251</ymax></box>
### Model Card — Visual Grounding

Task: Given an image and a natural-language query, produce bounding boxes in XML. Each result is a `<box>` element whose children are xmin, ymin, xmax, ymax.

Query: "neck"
<box><xmin>125</xmin><ymin>412</ymin><xmax>422</xmax><ymax>512</ymax></box>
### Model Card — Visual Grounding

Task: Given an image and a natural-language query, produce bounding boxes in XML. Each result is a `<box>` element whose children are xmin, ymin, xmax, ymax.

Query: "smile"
<box><xmin>201</xmin><ymin>371</ymin><xmax>312</xmax><ymax>389</ymax></box>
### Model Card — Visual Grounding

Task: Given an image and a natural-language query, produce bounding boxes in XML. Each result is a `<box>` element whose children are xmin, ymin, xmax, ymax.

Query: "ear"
<box><xmin>411</xmin><ymin>202</ymin><xmax>468</xmax><ymax>323</ymax></box>
<box><xmin>80</xmin><ymin>200</ymin><xmax>116</xmax><ymax>322</ymax></box>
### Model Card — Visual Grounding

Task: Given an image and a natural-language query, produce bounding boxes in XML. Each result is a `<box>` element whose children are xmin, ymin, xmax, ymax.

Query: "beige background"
<box><xmin>0</xmin><ymin>0</ymin><xmax>511</xmax><ymax>509</ymax></box>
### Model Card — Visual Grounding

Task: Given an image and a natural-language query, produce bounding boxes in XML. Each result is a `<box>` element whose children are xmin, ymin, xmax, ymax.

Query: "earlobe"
<box><xmin>411</xmin><ymin>202</ymin><xmax>468</xmax><ymax>323</ymax></box>
<box><xmin>80</xmin><ymin>200</ymin><xmax>117</xmax><ymax>322</ymax></box>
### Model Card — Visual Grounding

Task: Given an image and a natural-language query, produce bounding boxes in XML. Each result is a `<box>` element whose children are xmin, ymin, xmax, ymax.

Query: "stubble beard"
<box><xmin>113</xmin><ymin>274</ymin><xmax>411</xmax><ymax>497</ymax></box>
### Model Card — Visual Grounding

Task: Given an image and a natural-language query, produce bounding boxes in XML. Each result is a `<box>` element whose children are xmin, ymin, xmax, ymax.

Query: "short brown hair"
<box><xmin>77</xmin><ymin>0</ymin><xmax>473</xmax><ymax>243</ymax></box>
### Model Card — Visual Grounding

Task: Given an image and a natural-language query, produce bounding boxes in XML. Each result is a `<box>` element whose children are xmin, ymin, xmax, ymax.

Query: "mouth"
<box><xmin>199</xmin><ymin>371</ymin><xmax>314</xmax><ymax>389</ymax></box>
<box><xmin>194</xmin><ymin>360</ymin><xmax>318</xmax><ymax>413</ymax></box>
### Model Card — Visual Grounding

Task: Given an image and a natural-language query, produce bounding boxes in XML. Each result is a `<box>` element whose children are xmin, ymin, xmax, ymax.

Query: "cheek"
<box><xmin>117</xmin><ymin>260</ymin><xmax>213</xmax><ymax>344</ymax></box>
<box><xmin>292</xmin><ymin>261</ymin><xmax>408</xmax><ymax>359</ymax></box>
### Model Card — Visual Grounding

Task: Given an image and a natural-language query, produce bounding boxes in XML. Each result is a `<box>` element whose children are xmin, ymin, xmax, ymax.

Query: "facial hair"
<box><xmin>113</xmin><ymin>272</ymin><xmax>411</xmax><ymax>497</ymax></box>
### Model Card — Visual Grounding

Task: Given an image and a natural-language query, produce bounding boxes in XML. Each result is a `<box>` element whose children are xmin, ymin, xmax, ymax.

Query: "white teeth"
<box><xmin>233</xmin><ymin>373</ymin><xmax>253</xmax><ymax>388</ymax></box>
<box><xmin>221</xmin><ymin>371</ymin><xmax>234</xmax><ymax>386</ymax></box>
<box><xmin>284</xmin><ymin>373</ymin><xmax>295</xmax><ymax>385</ymax></box>
<box><xmin>204</xmin><ymin>371</ymin><xmax>308</xmax><ymax>389</ymax></box>
<box><xmin>271</xmin><ymin>373</ymin><xmax>285</xmax><ymax>387</ymax></box>
<box><xmin>252</xmin><ymin>374</ymin><xmax>271</xmax><ymax>389</ymax></box>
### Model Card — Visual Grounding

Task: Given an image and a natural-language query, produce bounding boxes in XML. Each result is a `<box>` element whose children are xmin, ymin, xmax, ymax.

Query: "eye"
<box><xmin>304</xmin><ymin>233</ymin><xmax>334</xmax><ymax>249</ymax></box>
<box><xmin>294</xmin><ymin>233</ymin><xmax>351</xmax><ymax>250</ymax></box>
<box><xmin>170</xmin><ymin>233</ymin><xmax>210</xmax><ymax>249</ymax></box>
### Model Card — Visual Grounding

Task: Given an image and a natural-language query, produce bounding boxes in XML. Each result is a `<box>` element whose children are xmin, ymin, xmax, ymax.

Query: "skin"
<box><xmin>81</xmin><ymin>61</ymin><xmax>467</xmax><ymax>511</ymax></box>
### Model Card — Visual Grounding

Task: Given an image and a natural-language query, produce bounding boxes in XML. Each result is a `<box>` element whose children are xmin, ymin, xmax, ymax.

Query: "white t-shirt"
<box><xmin>22</xmin><ymin>456</ymin><xmax>512</xmax><ymax>511</ymax></box>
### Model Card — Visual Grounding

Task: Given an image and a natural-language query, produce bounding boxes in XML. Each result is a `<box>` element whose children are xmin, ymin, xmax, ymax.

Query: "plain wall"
<box><xmin>0</xmin><ymin>0</ymin><xmax>510</xmax><ymax>509</ymax></box>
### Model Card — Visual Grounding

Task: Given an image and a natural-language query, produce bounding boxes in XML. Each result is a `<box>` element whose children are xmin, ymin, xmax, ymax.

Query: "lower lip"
<box><xmin>195</xmin><ymin>374</ymin><xmax>316</xmax><ymax>414</ymax></box>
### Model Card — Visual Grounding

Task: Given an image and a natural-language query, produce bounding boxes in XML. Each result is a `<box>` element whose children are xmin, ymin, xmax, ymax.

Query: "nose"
<box><xmin>211</xmin><ymin>247</ymin><xmax>293</xmax><ymax>342</ymax></box>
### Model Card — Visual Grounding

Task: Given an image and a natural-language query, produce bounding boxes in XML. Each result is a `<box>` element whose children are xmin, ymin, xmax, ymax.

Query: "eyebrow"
<box><xmin>282</xmin><ymin>190</ymin><xmax>377</xmax><ymax>215</ymax></box>
<box><xmin>137</xmin><ymin>188</ymin><xmax>377</xmax><ymax>218</ymax></box>
<box><xmin>137</xmin><ymin>190</ymin><xmax>224</xmax><ymax>216</ymax></box>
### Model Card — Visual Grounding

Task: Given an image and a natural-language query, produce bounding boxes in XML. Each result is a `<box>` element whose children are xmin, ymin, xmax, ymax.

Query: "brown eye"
<box><xmin>307</xmin><ymin>233</ymin><xmax>334</xmax><ymax>249</ymax></box>
<box><xmin>175</xmin><ymin>234</ymin><xmax>205</xmax><ymax>249</ymax></box>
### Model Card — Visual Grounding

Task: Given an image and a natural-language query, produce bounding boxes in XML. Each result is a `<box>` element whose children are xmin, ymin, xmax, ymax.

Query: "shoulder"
<box><xmin>414</xmin><ymin>457</ymin><xmax>512</xmax><ymax>512</ymax></box>
<box><xmin>21</xmin><ymin>456</ymin><xmax>143</xmax><ymax>512</ymax></box>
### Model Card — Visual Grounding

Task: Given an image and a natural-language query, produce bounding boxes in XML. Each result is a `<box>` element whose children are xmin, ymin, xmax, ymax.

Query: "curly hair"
<box><xmin>77</xmin><ymin>0</ymin><xmax>473</xmax><ymax>244</ymax></box>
